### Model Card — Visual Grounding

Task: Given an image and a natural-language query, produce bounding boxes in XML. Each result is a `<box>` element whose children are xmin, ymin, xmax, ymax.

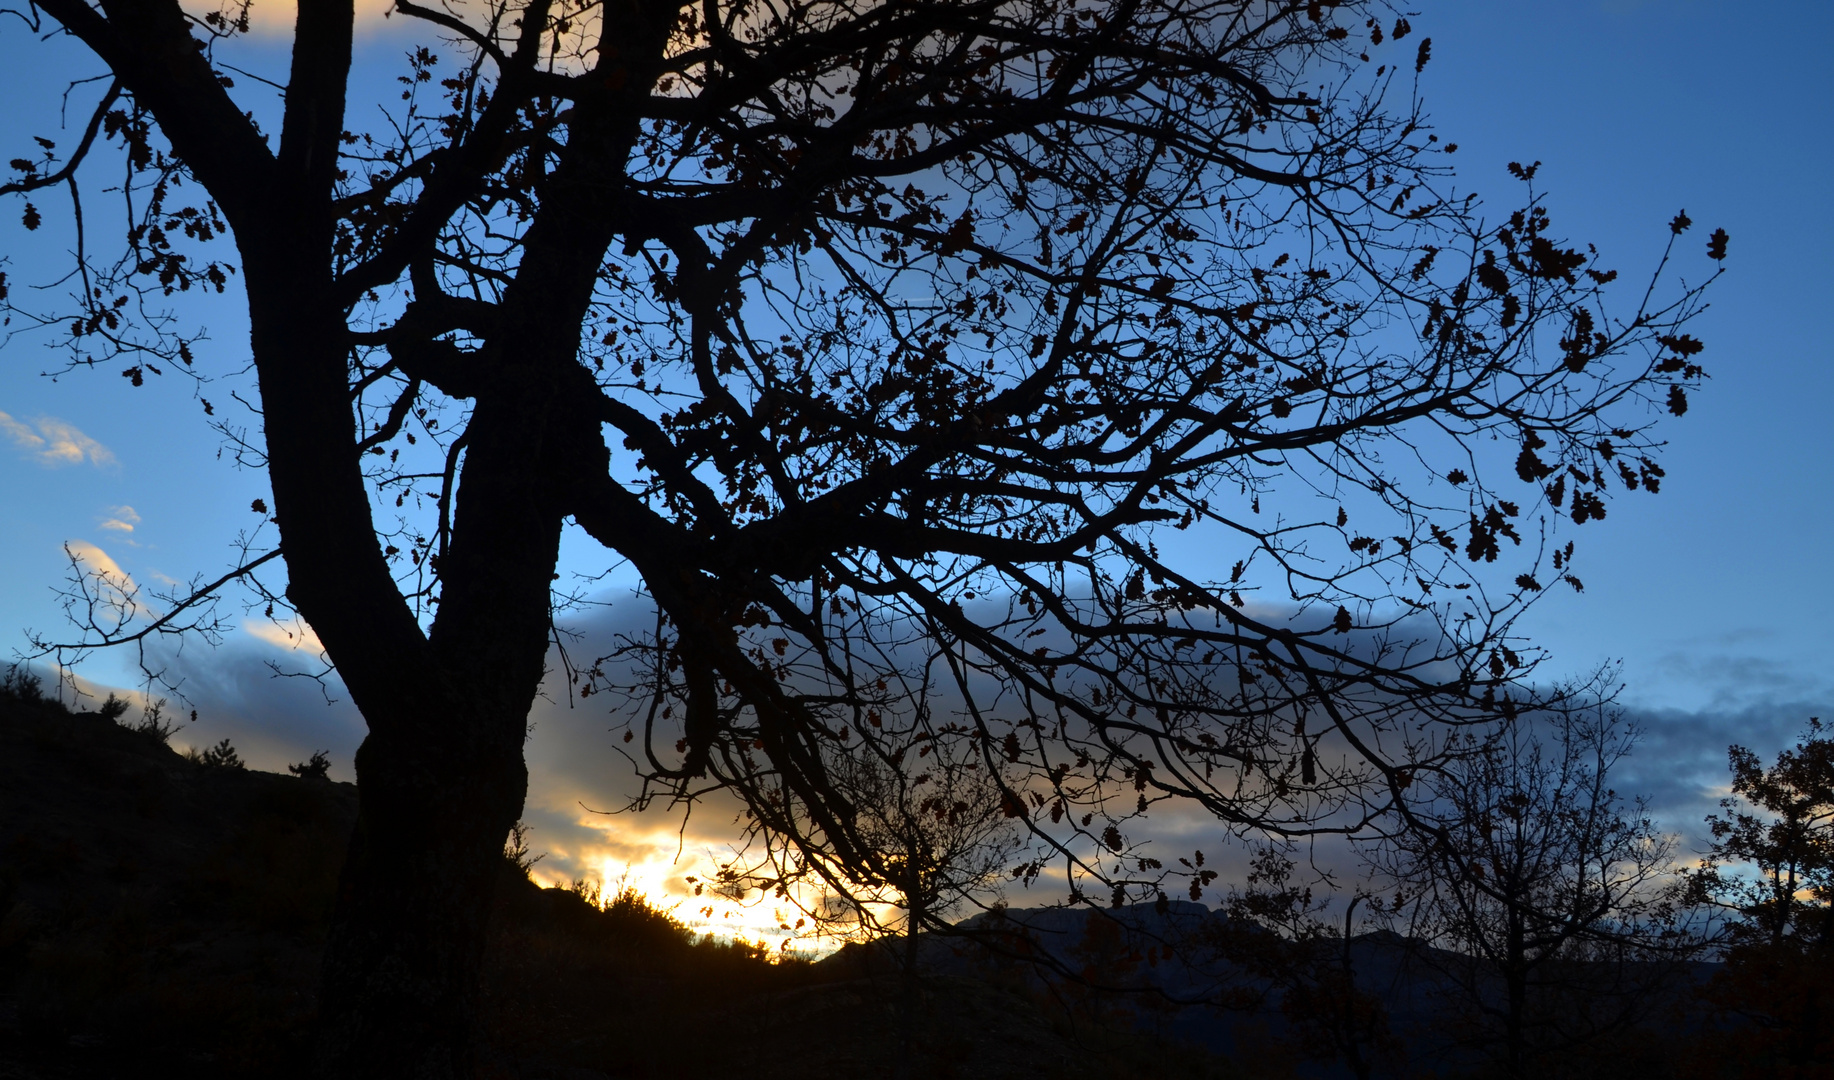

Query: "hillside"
<box><xmin>0</xmin><ymin>676</ymin><xmax>1230</xmax><ymax>1080</ymax></box>
<box><xmin>3</xmin><ymin>670</ymin><xmax>1731</xmax><ymax>1079</ymax></box>
<box><xmin>0</xmin><ymin>678</ymin><xmax>357</xmax><ymax>1078</ymax></box>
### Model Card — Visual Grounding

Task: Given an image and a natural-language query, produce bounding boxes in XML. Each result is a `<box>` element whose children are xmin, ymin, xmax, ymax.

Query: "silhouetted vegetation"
<box><xmin>1682</xmin><ymin>719</ymin><xmax>1833</xmax><ymax>1079</ymax></box>
<box><xmin>0</xmin><ymin>664</ymin><xmax>47</xmax><ymax>708</ymax></box>
<box><xmin>1</xmin><ymin>678</ymin><xmax>1238</xmax><ymax>1079</ymax></box>
<box><xmin>7</xmin><ymin>664</ymin><xmax>1828</xmax><ymax>1078</ymax></box>
<box><xmin>288</xmin><ymin>750</ymin><xmax>333</xmax><ymax>780</ymax></box>
<box><xmin>1205</xmin><ymin>850</ymin><xmax>1406</xmax><ymax>1079</ymax></box>
<box><xmin>1</xmin><ymin>2</ymin><xmax>1730</xmax><ymax>1074</ymax></box>
<box><xmin>187</xmin><ymin>737</ymin><xmax>247</xmax><ymax>769</ymax></box>
<box><xmin>1358</xmin><ymin>705</ymin><xmax>1708</xmax><ymax>1078</ymax></box>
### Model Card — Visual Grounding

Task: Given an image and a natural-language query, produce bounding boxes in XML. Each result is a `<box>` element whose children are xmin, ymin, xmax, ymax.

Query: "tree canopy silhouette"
<box><xmin>1683</xmin><ymin>719</ymin><xmax>1833</xmax><ymax>1078</ymax></box>
<box><xmin>0</xmin><ymin>1</ymin><xmax>1724</xmax><ymax>1075</ymax></box>
<box><xmin>1363</xmin><ymin>704</ymin><xmax>1704</xmax><ymax>1078</ymax></box>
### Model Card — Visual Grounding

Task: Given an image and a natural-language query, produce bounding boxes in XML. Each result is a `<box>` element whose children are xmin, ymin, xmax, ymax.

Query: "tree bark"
<box><xmin>1504</xmin><ymin>906</ymin><xmax>1527</xmax><ymax>1080</ymax></box>
<box><xmin>228</xmin><ymin>236</ymin><xmax>536</xmax><ymax>1077</ymax></box>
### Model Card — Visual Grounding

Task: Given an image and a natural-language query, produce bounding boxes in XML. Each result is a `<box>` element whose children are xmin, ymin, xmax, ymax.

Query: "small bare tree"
<box><xmin>1208</xmin><ymin>848</ymin><xmax>1403</xmax><ymax>1080</ymax></box>
<box><xmin>1364</xmin><ymin>704</ymin><xmax>1703</xmax><ymax>1079</ymax></box>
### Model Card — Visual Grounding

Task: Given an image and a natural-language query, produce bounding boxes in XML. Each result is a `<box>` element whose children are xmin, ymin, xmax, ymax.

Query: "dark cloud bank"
<box><xmin>91</xmin><ymin>594</ymin><xmax>1830</xmax><ymax>917</ymax></box>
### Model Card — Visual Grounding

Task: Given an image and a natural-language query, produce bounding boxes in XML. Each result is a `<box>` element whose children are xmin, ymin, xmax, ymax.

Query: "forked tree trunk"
<box><xmin>46</xmin><ymin>3</ymin><xmax>671</xmax><ymax>1075</ymax></box>
<box><xmin>239</xmin><ymin>248</ymin><xmax>562</xmax><ymax>1078</ymax></box>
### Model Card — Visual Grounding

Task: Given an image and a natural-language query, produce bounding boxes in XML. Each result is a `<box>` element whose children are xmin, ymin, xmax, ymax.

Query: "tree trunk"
<box><xmin>314</xmin><ymin>704</ymin><xmax>530</xmax><ymax>1079</ymax></box>
<box><xmin>1504</xmin><ymin>908</ymin><xmax>1527</xmax><ymax>1080</ymax></box>
<box><xmin>237</xmin><ymin>244</ymin><xmax>563</xmax><ymax>1077</ymax></box>
<box><xmin>301</xmin><ymin>386</ymin><xmax>571</xmax><ymax>1079</ymax></box>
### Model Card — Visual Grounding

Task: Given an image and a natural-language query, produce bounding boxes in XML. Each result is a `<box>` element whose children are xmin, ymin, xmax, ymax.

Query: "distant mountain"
<box><xmin>827</xmin><ymin>888</ymin><xmax>1722</xmax><ymax>1077</ymax></box>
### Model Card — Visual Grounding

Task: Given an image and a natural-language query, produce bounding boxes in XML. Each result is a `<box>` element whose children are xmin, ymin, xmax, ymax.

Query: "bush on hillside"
<box><xmin>188</xmin><ymin>738</ymin><xmax>245</xmax><ymax>770</ymax></box>
<box><xmin>287</xmin><ymin>751</ymin><xmax>331</xmax><ymax>780</ymax></box>
<box><xmin>0</xmin><ymin>664</ymin><xmax>47</xmax><ymax>707</ymax></box>
<box><xmin>124</xmin><ymin>698</ymin><xmax>186</xmax><ymax>745</ymax></box>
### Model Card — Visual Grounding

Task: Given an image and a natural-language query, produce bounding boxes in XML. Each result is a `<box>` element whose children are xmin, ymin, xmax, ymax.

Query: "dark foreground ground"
<box><xmin>0</xmin><ymin>684</ymin><xmax>1234</xmax><ymax>1080</ymax></box>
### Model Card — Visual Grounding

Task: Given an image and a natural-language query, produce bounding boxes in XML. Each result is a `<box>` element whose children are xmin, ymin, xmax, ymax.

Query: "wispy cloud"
<box><xmin>64</xmin><ymin>539</ymin><xmax>154</xmax><ymax>620</ymax></box>
<box><xmin>245</xmin><ymin>616</ymin><xmax>326</xmax><ymax>655</ymax></box>
<box><xmin>99</xmin><ymin>505</ymin><xmax>141</xmax><ymax>533</ymax></box>
<box><xmin>0</xmin><ymin>410</ymin><xmax>117</xmax><ymax>468</ymax></box>
<box><xmin>66</xmin><ymin>538</ymin><xmax>131</xmax><ymax>580</ymax></box>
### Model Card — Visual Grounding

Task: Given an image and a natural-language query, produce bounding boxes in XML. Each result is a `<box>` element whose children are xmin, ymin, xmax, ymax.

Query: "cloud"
<box><xmin>99</xmin><ymin>505</ymin><xmax>141</xmax><ymax>533</ymax></box>
<box><xmin>244</xmin><ymin>616</ymin><xmax>327</xmax><ymax>654</ymax></box>
<box><xmin>0</xmin><ymin>410</ymin><xmax>117</xmax><ymax>468</ymax></box>
<box><xmin>1642</xmin><ymin>647</ymin><xmax>1833</xmax><ymax>712</ymax></box>
<box><xmin>1614</xmin><ymin>698</ymin><xmax>1830</xmax><ymax>850</ymax></box>
<box><xmin>66</xmin><ymin>538</ymin><xmax>129</xmax><ymax>579</ymax></box>
<box><xmin>71</xmin><ymin>635</ymin><xmax>367</xmax><ymax>783</ymax></box>
<box><xmin>180</xmin><ymin>0</ymin><xmax>405</xmax><ymax>36</ymax></box>
<box><xmin>85</xmin><ymin>585</ymin><xmax>1833</xmax><ymax>951</ymax></box>
<box><xmin>63</xmin><ymin>539</ymin><xmax>156</xmax><ymax>621</ymax></box>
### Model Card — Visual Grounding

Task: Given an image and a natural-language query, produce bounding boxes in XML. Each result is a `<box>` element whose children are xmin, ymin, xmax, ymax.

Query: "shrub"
<box><xmin>0</xmin><ymin>663</ymin><xmax>46</xmax><ymax>706</ymax></box>
<box><xmin>287</xmin><ymin>751</ymin><xmax>332</xmax><ymax>781</ymax></box>
<box><xmin>503</xmin><ymin>821</ymin><xmax>544</xmax><ymax>877</ymax></box>
<box><xmin>122</xmin><ymin>698</ymin><xmax>186</xmax><ymax>744</ymax></box>
<box><xmin>188</xmin><ymin>738</ymin><xmax>246</xmax><ymax>770</ymax></box>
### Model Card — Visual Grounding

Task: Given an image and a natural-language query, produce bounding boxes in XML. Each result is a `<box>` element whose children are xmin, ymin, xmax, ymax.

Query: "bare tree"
<box><xmin>815</xmin><ymin>728</ymin><xmax>1022</xmax><ymax>948</ymax></box>
<box><xmin>0</xmin><ymin>1</ymin><xmax>1725</xmax><ymax>1075</ymax></box>
<box><xmin>1363</xmin><ymin>703</ymin><xmax>1705</xmax><ymax>1078</ymax></box>
<box><xmin>809</xmin><ymin>719</ymin><xmax>1023</xmax><ymax>1066</ymax></box>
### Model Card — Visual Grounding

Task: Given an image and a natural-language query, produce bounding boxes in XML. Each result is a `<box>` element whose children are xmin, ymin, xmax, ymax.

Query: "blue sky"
<box><xmin>1</xmin><ymin>1</ymin><xmax>1830</xmax><ymax>918</ymax></box>
<box><xmin>1422</xmin><ymin>2</ymin><xmax>1834</xmax><ymax>716</ymax></box>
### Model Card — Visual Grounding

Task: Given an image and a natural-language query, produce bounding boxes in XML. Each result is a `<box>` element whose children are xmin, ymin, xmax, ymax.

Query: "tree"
<box><xmin>1362</xmin><ymin>704</ymin><xmax>1705</xmax><ymax>1078</ymax></box>
<box><xmin>1210</xmin><ymin>848</ymin><xmax>1403</xmax><ymax>1080</ymax></box>
<box><xmin>802</xmin><ymin>722</ymin><xmax>1023</xmax><ymax>1066</ymax></box>
<box><xmin>0</xmin><ymin>1</ymin><xmax>1724</xmax><ymax>1075</ymax></box>
<box><xmin>792</xmin><ymin>722</ymin><xmax>1021</xmax><ymax>949</ymax></box>
<box><xmin>290</xmin><ymin>749</ymin><xmax>336</xmax><ymax>779</ymax></box>
<box><xmin>1690</xmin><ymin>718</ymin><xmax>1834</xmax><ymax>948</ymax></box>
<box><xmin>1683</xmin><ymin>719</ymin><xmax>1834</xmax><ymax>1079</ymax></box>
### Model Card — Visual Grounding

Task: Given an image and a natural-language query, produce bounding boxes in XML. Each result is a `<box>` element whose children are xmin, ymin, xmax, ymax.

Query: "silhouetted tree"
<box><xmin>1683</xmin><ymin>719</ymin><xmax>1834</xmax><ymax>1079</ymax></box>
<box><xmin>0</xmin><ymin>1</ymin><xmax>1724</xmax><ymax>1075</ymax></box>
<box><xmin>190</xmin><ymin>736</ymin><xmax>248</xmax><ymax>769</ymax></box>
<box><xmin>1211</xmin><ymin>849</ymin><xmax>1402</xmax><ymax>1080</ymax></box>
<box><xmin>1364</xmin><ymin>705</ymin><xmax>1704</xmax><ymax>1078</ymax></box>
<box><xmin>826</xmin><ymin>725</ymin><xmax>1023</xmax><ymax>1062</ymax></box>
<box><xmin>814</xmin><ymin>728</ymin><xmax>1020</xmax><ymax>946</ymax></box>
